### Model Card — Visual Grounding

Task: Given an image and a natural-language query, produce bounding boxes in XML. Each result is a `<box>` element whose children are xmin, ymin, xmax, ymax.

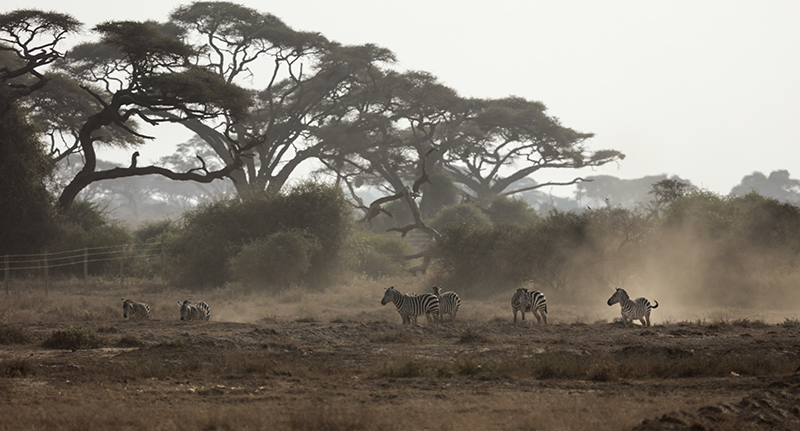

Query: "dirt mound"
<box><xmin>633</xmin><ymin>374</ymin><xmax>800</xmax><ymax>431</ymax></box>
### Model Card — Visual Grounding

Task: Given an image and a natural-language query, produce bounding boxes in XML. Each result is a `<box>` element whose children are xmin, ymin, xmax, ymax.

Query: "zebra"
<box><xmin>401</xmin><ymin>291</ymin><xmax>440</xmax><ymax>324</ymax></box>
<box><xmin>606</xmin><ymin>287</ymin><xmax>658</xmax><ymax>327</ymax></box>
<box><xmin>432</xmin><ymin>285</ymin><xmax>461</xmax><ymax>322</ymax></box>
<box><xmin>121</xmin><ymin>299</ymin><xmax>150</xmax><ymax>320</ymax></box>
<box><xmin>511</xmin><ymin>288</ymin><xmax>548</xmax><ymax>324</ymax></box>
<box><xmin>511</xmin><ymin>288</ymin><xmax>532</xmax><ymax>323</ymax></box>
<box><xmin>381</xmin><ymin>286</ymin><xmax>439</xmax><ymax>325</ymax></box>
<box><xmin>526</xmin><ymin>289</ymin><xmax>548</xmax><ymax>325</ymax></box>
<box><xmin>178</xmin><ymin>300</ymin><xmax>211</xmax><ymax>321</ymax></box>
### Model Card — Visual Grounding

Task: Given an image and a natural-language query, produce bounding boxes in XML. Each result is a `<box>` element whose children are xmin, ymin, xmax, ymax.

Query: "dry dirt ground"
<box><xmin>2</xmin><ymin>310</ymin><xmax>800</xmax><ymax>430</ymax></box>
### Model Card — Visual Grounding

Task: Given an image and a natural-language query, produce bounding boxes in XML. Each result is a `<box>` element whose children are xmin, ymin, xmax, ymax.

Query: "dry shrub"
<box><xmin>0</xmin><ymin>322</ymin><xmax>37</xmax><ymax>344</ymax></box>
<box><xmin>780</xmin><ymin>318</ymin><xmax>800</xmax><ymax>328</ymax></box>
<box><xmin>457</xmin><ymin>328</ymin><xmax>492</xmax><ymax>344</ymax></box>
<box><xmin>0</xmin><ymin>359</ymin><xmax>38</xmax><ymax>378</ymax></box>
<box><xmin>42</xmin><ymin>326</ymin><xmax>106</xmax><ymax>350</ymax></box>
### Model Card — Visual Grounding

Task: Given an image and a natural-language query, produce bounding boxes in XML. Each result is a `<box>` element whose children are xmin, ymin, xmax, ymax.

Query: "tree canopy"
<box><xmin>2</xmin><ymin>3</ymin><xmax>623</xmax><ymax>232</ymax></box>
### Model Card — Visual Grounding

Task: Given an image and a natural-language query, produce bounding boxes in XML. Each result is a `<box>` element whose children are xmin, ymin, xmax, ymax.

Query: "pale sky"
<box><xmin>5</xmin><ymin>0</ymin><xmax>800</xmax><ymax>197</ymax></box>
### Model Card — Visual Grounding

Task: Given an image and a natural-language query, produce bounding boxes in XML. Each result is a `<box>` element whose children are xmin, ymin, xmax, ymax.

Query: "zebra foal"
<box><xmin>607</xmin><ymin>287</ymin><xmax>658</xmax><ymax>327</ymax></box>
<box><xmin>178</xmin><ymin>300</ymin><xmax>211</xmax><ymax>321</ymax></box>
<box><xmin>432</xmin><ymin>285</ymin><xmax>461</xmax><ymax>322</ymax></box>
<box><xmin>121</xmin><ymin>299</ymin><xmax>150</xmax><ymax>320</ymax></box>
<box><xmin>381</xmin><ymin>286</ymin><xmax>439</xmax><ymax>325</ymax></box>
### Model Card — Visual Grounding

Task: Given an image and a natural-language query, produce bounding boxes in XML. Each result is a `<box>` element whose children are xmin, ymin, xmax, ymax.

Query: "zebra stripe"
<box><xmin>122</xmin><ymin>299</ymin><xmax>150</xmax><ymax>320</ymax></box>
<box><xmin>512</xmin><ymin>288</ymin><xmax>548</xmax><ymax>324</ymax></box>
<box><xmin>381</xmin><ymin>286</ymin><xmax>439</xmax><ymax>325</ymax></box>
<box><xmin>178</xmin><ymin>300</ymin><xmax>211</xmax><ymax>321</ymax></box>
<box><xmin>526</xmin><ymin>290</ymin><xmax>548</xmax><ymax>325</ymax></box>
<box><xmin>511</xmin><ymin>288</ymin><xmax>532</xmax><ymax>323</ymax></box>
<box><xmin>607</xmin><ymin>287</ymin><xmax>658</xmax><ymax>327</ymax></box>
<box><xmin>432</xmin><ymin>285</ymin><xmax>461</xmax><ymax>322</ymax></box>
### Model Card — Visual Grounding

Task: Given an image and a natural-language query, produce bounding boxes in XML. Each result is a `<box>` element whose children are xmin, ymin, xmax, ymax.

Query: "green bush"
<box><xmin>133</xmin><ymin>219</ymin><xmax>176</xmax><ymax>243</ymax></box>
<box><xmin>344</xmin><ymin>231</ymin><xmax>411</xmax><ymax>278</ymax></box>
<box><xmin>47</xmin><ymin>200</ymin><xmax>132</xmax><ymax>277</ymax></box>
<box><xmin>485</xmin><ymin>195</ymin><xmax>540</xmax><ymax>226</ymax></box>
<box><xmin>168</xmin><ymin>182</ymin><xmax>352</xmax><ymax>289</ymax></box>
<box><xmin>437</xmin><ymin>223</ymin><xmax>524</xmax><ymax>295</ymax></box>
<box><xmin>0</xmin><ymin>104</ymin><xmax>58</xmax><ymax>257</ymax></box>
<box><xmin>231</xmin><ymin>229</ymin><xmax>320</xmax><ymax>291</ymax></box>
<box><xmin>429</xmin><ymin>203</ymin><xmax>492</xmax><ymax>231</ymax></box>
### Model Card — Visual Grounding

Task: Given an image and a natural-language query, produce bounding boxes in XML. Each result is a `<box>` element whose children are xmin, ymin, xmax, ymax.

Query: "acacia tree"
<box><xmin>165</xmin><ymin>2</ymin><xmax>396</xmax><ymax>194</ymax></box>
<box><xmin>0</xmin><ymin>10</ymin><xmax>80</xmax><ymax>112</ymax></box>
<box><xmin>0</xmin><ymin>10</ymin><xmax>80</xmax><ymax>254</ymax></box>
<box><xmin>54</xmin><ymin>19</ymin><xmax>252</xmax><ymax>213</ymax></box>
<box><xmin>316</xmin><ymin>71</ymin><xmax>625</xmax><ymax>215</ymax></box>
<box><xmin>441</xmin><ymin>96</ymin><xmax>624</xmax><ymax>207</ymax></box>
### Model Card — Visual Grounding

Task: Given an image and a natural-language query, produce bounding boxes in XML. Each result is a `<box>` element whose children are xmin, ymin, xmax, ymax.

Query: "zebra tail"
<box><xmin>652</xmin><ymin>300</ymin><xmax>659</xmax><ymax>309</ymax></box>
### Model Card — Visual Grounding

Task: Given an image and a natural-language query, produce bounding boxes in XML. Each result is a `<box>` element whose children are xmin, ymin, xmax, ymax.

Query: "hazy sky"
<box><xmin>5</xmin><ymin>1</ymin><xmax>800</xmax><ymax>197</ymax></box>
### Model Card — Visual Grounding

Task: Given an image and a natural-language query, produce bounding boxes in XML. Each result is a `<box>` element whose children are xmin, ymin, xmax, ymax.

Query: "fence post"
<box><xmin>119</xmin><ymin>245</ymin><xmax>125</xmax><ymax>289</ymax></box>
<box><xmin>160</xmin><ymin>240</ymin><xmax>165</xmax><ymax>286</ymax></box>
<box><xmin>44</xmin><ymin>250</ymin><xmax>49</xmax><ymax>295</ymax></box>
<box><xmin>84</xmin><ymin>247</ymin><xmax>88</xmax><ymax>278</ymax></box>
<box><xmin>4</xmin><ymin>255</ymin><xmax>8</xmax><ymax>295</ymax></box>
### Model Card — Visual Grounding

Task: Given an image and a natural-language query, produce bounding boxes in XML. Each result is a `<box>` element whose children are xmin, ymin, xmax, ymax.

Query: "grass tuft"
<box><xmin>779</xmin><ymin>318</ymin><xmax>800</xmax><ymax>329</ymax></box>
<box><xmin>0</xmin><ymin>359</ymin><xmax>38</xmax><ymax>378</ymax></box>
<box><xmin>0</xmin><ymin>322</ymin><xmax>38</xmax><ymax>344</ymax></box>
<box><xmin>457</xmin><ymin>328</ymin><xmax>492</xmax><ymax>344</ymax></box>
<box><xmin>42</xmin><ymin>326</ymin><xmax>106</xmax><ymax>350</ymax></box>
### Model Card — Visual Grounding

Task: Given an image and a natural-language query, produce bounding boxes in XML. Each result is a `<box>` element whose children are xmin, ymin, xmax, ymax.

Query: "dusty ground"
<box><xmin>1</xmin><ymin>278</ymin><xmax>800</xmax><ymax>430</ymax></box>
<box><xmin>2</xmin><ymin>310</ymin><xmax>800</xmax><ymax>430</ymax></box>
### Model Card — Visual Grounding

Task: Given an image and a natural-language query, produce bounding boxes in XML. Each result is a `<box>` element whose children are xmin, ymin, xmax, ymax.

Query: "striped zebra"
<box><xmin>178</xmin><ymin>300</ymin><xmax>211</xmax><ymax>321</ymax></box>
<box><xmin>511</xmin><ymin>288</ymin><xmax>548</xmax><ymax>324</ymax></box>
<box><xmin>511</xmin><ymin>288</ymin><xmax>532</xmax><ymax>323</ymax></box>
<box><xmin>381</xmin><ymin>286</ymin><xmax>439</xmax><ymax>325</ymax></box>
<box><xmin>432</xmin><ymin>285</ymin><xmax>461</xmax><ymax>322</ymax></box>
<box><xmin>606</xmin><ymin>287</ymin><xmax>658</xmax><ymax>327</ymax></box>
<box><xmin>526</xmin><ymin>289</ymin><xmax>548</xmax><ymax>325</ymax></box>
<box><xmin>121</xmin><ymin>299</ymin><xmax>150</xmax><ymax>320</ymax></box>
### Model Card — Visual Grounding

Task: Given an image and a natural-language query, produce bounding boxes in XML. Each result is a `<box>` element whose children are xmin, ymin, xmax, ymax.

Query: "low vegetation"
<box><xmin>41</xmin><ymin>326</ymin><xmax>106</xmax><ymax>350</ymax></box>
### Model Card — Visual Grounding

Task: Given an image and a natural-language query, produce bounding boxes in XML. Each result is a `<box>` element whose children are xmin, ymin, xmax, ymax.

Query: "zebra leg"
<box><xmin>644</xmin><ymin>315</ymin><xmax>651</xmax><ymax>327</ymax></box>
<box><xmin>542</xmin><ymin>312</ymin><xmax>547</xmax><ymax>325</ymax></box>
<box><xmin>513</xmin><ymin>309</ymin><xmax>518</xmax><ymax>323</ymax></box>
<box><xmin>533</xmin><ymin>310</ymin><xmax>542</xmax><ymax>324</ymax></box>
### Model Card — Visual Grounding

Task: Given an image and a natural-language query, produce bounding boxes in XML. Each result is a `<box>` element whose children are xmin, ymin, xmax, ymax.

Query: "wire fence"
<box><xmin>2</xmin><ymin>242</ymin><xmax>164</xmax><ymax>295</ymax></box>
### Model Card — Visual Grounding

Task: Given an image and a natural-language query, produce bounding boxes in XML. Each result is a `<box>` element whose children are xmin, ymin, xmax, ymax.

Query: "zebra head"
<box><xmin>432</xmin><ymin>285</ymin><xmax>441</xmax><ymax>296</ymax></box>
<box><xmin>607</xmin><ymin>288</ymin><xmax>629</xmax><ymax>306</ymax></box>
<box><xmin>122</xmin><ymin>299</ymin><xmax>132</xmax><ymax>318</ymax></box>
<box><xmin>178</xmin><ymin>300</ymin><xmax>191</xmax><ymax>320</ymax></box>
<box><xmin>381</xmin><ymin>287</ymin><xmax>398</xmax><ymax>306</ymax></box>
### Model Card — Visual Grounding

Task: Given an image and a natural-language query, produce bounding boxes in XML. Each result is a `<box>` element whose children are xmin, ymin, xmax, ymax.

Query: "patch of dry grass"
<box><xmin>0</xmin><ymin>322</ymin><xmax>38</xmax><ymax>344</ymax></box>
<box><xmin>41</xmin><ymin>326</ymin><xmax>106</xmax><ymax>350</ymax></box>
